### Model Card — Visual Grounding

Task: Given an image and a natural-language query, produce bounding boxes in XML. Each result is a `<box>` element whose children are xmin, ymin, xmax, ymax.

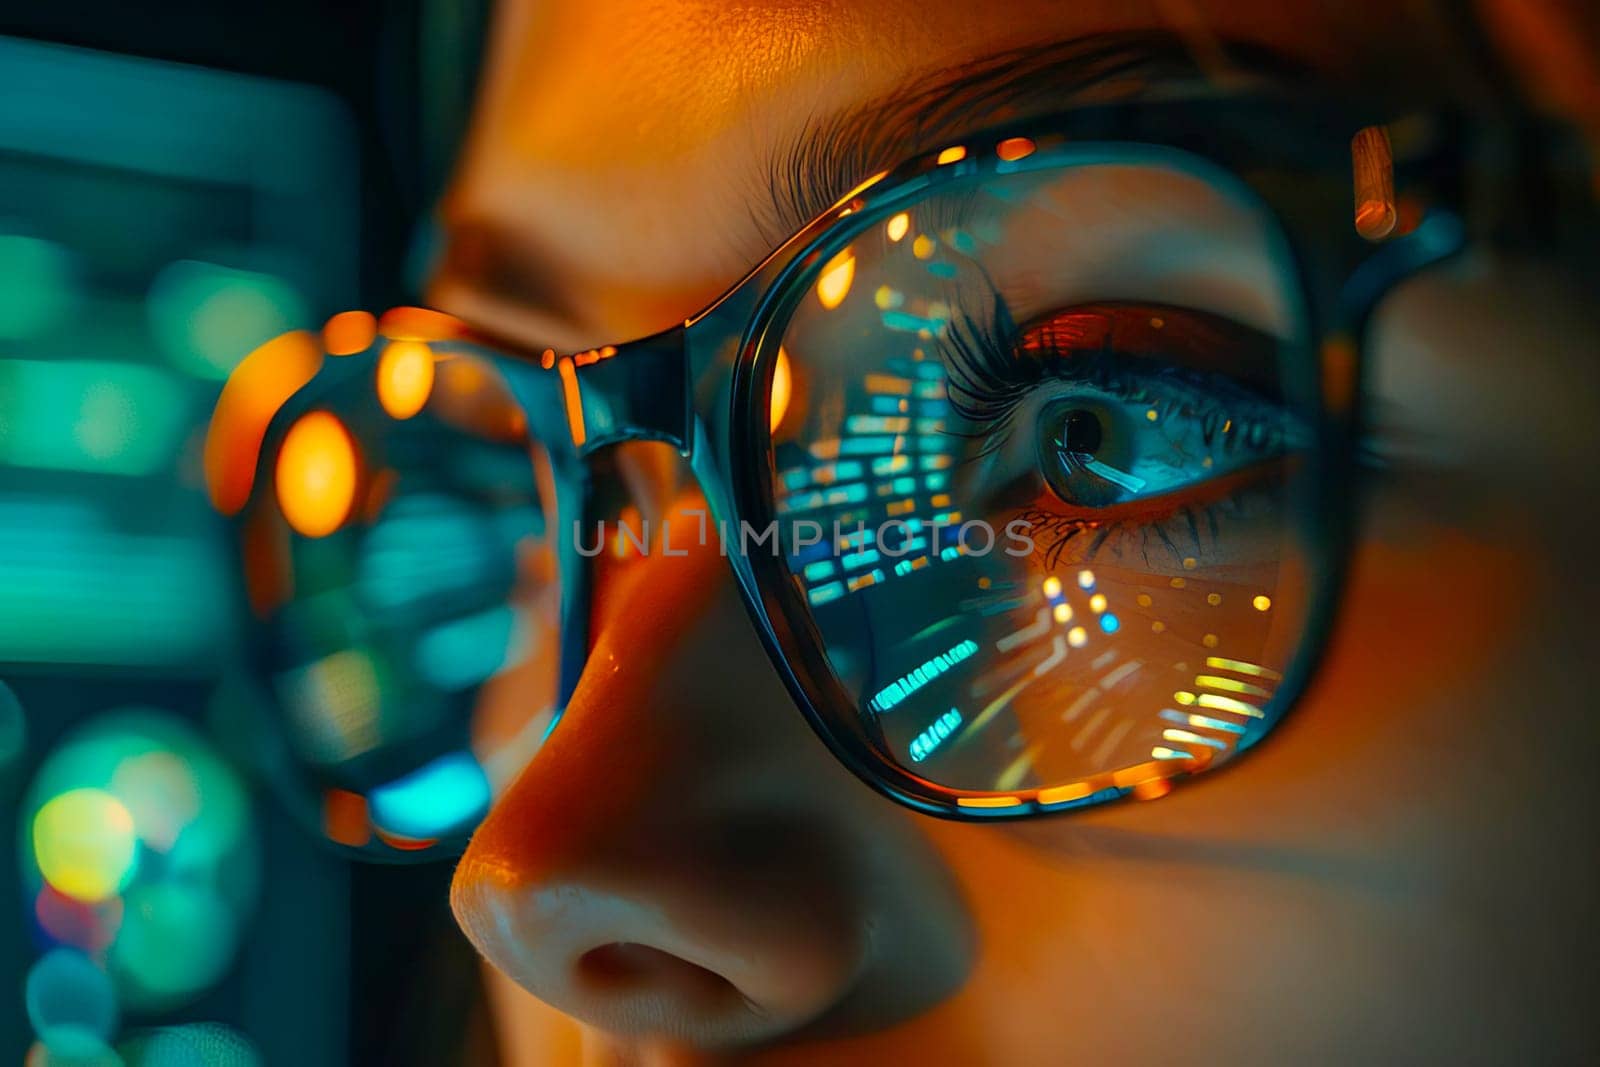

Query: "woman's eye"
<box><xmin>947</xmin><ymin>302</ymin><xmax>1296</xmax><ymax>519</ymax></box>
<box><xmin>1031</xmin><ymin>371</ymin><xmax>1283</xmax><ymax>510</ymax></box>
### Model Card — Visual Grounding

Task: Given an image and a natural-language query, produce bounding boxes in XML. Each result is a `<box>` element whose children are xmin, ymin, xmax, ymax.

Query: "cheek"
<box><xmin>1269</xmin><ymin>529</ymin><xmax>1526</xmax><ymax>784</ymax></box>
<box><xmin>818</xmin><ymin>529</ymin><xmax>1536</xmax><ymax>1060</ymax></box>
<box><xmin>916</xmin><ymin>529</ymin><xmax>1528</xmax><ymax>983</ymax></box>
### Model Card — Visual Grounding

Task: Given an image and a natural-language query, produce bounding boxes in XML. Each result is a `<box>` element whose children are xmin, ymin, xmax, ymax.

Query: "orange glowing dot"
<box><xmin>936</xmin><ymin>145</ymin><xmax>967</xmax><ymax>165</ymax></box>
<box><xmin>376</xmin><ymin>341</ymin><xmax>435</xmax><ymax>419</ymax></box>
<box><xmin>1042</xmin><ymin>576</ymin><xmax>1062</xmax><ymax>598</ymax></box>
<box><xmin>1052</xmin><ymin>603</ymin><xmax>1072</xmax><ymax>625</ymax></box>
<box><xmin>886</xmin><ymin>212</ymin><xmax>910</xmax><ymax>242</ymax></box>
<box><xmin>770</xmin><ymin>347</ymin><xmax>793</xmax><ymax>433</ymax></box>
<box><xmin>956</xmin><ymin>795</ymin><xmax>1020</xmax><ymax>810</ymax></box>
<box><xmin>815</xmin><ymin>249</ymin><xmax>856</xmax><ymax>310</ymax></box>
<box><xmin>1089</xmin><ymin>593</ymin><xmax>1107</xmax><ymax>614</ymax></box>
<box><xmin>1253</xmin><ymin>595</ymin><xmax>1272</xmax><ymax>611</ymax></box>
<box><xmin>557</xmin><ymin>356</ymin><xmax>586</xmax><ymax>447</ymax></box>
<box><xmin>997</xmin><ymin>136</ymin><xmax>1036</xmax><ymax>162</ymax></box>
<box><xmin>540</xmin><ymin>348</ymin><xmax>555</xmax><ymax>369</ymax></box>
<box><xmin>912</xmin><ymin>235</ymin><xmax>936</xmax><ymax>260</ymax></box>
<box><xmin>1067</xmin><ymin>626</ymin><xmax>1088</xmax><ymax>648</ymax></box>
<box><xmin>276</xmin><ymin>411</ymin><xmax>359</xmax><ymax>538</ymax></box>
<box><xmin>1037</xmin><ymin>782</ymin><xmax>1091</xmax><ymax>806</ymax></box>
<box><xmin>322</xmin><ymin>310</ymin><xmax>376</xmax><ymax>355</ymax></box>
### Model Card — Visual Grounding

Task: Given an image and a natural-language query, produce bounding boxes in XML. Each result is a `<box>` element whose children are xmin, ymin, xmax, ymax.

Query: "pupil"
<box><xmin>1061</xmin><ymin>409</ymin><xmax>1102</xmax><ymax>454</ymax></box>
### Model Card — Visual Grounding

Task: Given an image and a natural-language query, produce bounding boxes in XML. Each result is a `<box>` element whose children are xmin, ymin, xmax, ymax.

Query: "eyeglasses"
<box><xmin>208</xmin><ymin>93</ymin><xmax>1475</xmax><ymax>859</ymax></box>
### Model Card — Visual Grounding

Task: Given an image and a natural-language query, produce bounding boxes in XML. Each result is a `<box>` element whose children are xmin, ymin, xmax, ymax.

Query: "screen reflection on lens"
<box><xmin>767</xmin><ymin>146</ymin><xmax>1317</xmax><ymax>807</ymax></box>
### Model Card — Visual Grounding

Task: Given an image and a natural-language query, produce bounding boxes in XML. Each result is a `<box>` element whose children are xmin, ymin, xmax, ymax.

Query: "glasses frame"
<box><xmin>253</xmin><ymin>93</ymin><xmax>1473</xmax><ymax>833</ymax></box>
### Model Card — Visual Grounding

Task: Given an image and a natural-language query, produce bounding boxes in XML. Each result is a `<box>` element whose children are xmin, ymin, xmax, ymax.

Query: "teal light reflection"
<box><xmin>368</xmin><ymin>751</ymin><xmax>490</xmax><ymax>839</ymax></box>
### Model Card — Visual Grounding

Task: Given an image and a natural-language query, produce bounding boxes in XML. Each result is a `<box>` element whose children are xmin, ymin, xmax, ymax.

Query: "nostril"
<box><xmin>577</xmin><ymin>942</ymin><xmax>743</xmax><ymax>1009</ymax></box>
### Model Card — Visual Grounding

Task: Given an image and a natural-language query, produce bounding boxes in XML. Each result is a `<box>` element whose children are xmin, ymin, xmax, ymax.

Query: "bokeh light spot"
<box><xmin>21</xmin><ymin>712</ymin><xmax>260</xmax><ymax>1015</ymax></box>
<box><xmin>26</xmin><ymin>1027</ymin><xmax>122</xmax><ymax>1067</ymax></box>
<box><xmin>110</xmin><ymin>752</ymin><xmax>200</xmax><ymax>854</ymax></box>
<box><xmin>111</xmin><ymin>883</ymin><xmax>237</xmax><ymax>1009</ymax></box>
<box><xmin>33</xmin><ymin>789</ymin><xmax>138</xmax><ymax>904</ymax></box>
<box><xmin>769</xmin><ymin>348</ymin><xmax>792</xmax><ymax>433</ymax></box>
<box><xmin>35</xmin><ymin>886</ymin><xmax>124</xmax><ymax>956</ymax></box>
<box><xmin>26</xmin><ymin>948</ymin><xmax>118</xmax><ymax>1041</ymax></box>
<box><xmin>815</xmin><ymin>249</ymin><xmax>856</xmax><ymax>310</ymax></box>
<box><xmin>322</xmin><ymin>309</ymin><xmax>377</xmax><ymax>355</ymax></box>
<box><xmin>996</xmin><ymin>136</ymin><xmax>1036</xmax><ymax>162</ymax></box>
<box><xmin>275</xmin><ymin>411</ymin><xmax>359</xmax><ymax>538</ymax></box>
<box><xmin>148</xmin><ymin>261</ymin><xmax>307</xmax><ymax>379</ymax></box>
<box><xmin>376</xmin><ymin>340</ymin><xmax>435</xmax><ymax>419</ymax></box>
<box><xmin>119</xmin><ymin>1023</ymin><xmax>261</xmax><ymax>1067</ymax></box>
<box><xmin>369</xmin><ymin>751</ymin><xmax>490</xmax><ymax>839</ymax></box>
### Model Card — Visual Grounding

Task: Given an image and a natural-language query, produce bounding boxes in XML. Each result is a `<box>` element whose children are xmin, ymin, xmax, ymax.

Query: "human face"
<box><xmin>434</xmin><ymin>1</ymin><xmax>1600</xmax><ymax>1062</ymax></box>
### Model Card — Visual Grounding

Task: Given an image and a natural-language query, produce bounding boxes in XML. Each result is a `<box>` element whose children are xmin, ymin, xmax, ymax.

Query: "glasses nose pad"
<box><xmin>212</xmin><ymin>331</ymin><xmax>565</xmax><ymax>860</ymax></box>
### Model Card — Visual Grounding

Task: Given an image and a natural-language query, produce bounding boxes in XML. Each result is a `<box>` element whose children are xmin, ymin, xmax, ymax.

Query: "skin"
<box><xmin>433</xmin><ymin>1</ymin><xmax>1600</xmax><ymax>1062</ymax></box>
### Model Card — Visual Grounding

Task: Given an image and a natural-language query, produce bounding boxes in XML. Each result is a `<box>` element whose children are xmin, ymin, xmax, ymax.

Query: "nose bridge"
<box><xmin>469</xmin><ymin>506</ymin><xmax>793</xmax><ymax>877</ymax></box>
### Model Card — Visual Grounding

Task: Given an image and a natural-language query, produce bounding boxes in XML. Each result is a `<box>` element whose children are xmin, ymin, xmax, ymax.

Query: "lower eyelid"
<box><xmin>1017</xmin><ymin>458</ymin><xmax>1291</xmax><ymax>527</ymax></box>
<box><xmin>1013</xmin><ymin>463</ymin><xmax>1291</xmax><ymax>571</ymax></box>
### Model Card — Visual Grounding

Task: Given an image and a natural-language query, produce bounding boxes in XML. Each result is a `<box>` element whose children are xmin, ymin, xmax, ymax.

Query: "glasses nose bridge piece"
<box><xmin>561</xmin><ymin>328</ymin><xmax>692</xmax><ymax>457</ymax></box>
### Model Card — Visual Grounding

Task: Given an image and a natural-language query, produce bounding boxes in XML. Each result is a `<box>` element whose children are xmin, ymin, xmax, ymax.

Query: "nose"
<box><xmin>451</xmin><ymin>493</ymin><xmax>971</xmax><ymax>1049</ymax></box>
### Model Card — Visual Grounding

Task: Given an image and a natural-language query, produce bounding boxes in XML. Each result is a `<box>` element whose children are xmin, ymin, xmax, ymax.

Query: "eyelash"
<box><xmin>933</xmin><ymin>299</ymin><xmax>1294</xmax><ymax>564</ymax></box>
<box><xmin>936</xmin><ymin>299</ymin><xmax>1285</xmax><ymax>461</ymax></box>
<box><xmin>1014</xmin><ymin>481</ymin><xmax>1273</xmax><ymax>569</ymax></box>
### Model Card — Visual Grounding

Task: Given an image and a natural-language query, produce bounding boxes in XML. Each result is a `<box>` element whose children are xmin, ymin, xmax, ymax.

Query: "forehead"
<box><xmin>428</xmin><ymin>0</ymin><xmax>1441</xmax><ymax>350</ymax></box>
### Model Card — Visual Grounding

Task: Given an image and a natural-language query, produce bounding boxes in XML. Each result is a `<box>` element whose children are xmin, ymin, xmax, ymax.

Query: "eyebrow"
<box><xmin>436</xmin><ymin>32</ymin><xmax>1302</xmax><ymax>347</ymax></box>
<box><xmin>755</xmin><ymin>31</ymin><xmax>1301</xmax><ymax>244</ymax></box>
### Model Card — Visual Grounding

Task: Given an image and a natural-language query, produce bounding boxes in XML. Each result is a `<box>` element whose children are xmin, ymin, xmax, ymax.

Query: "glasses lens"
<box><xmin>766</xmin><ymin>146</ymin><xmax>1322</xmax><ymax>807</ymax></box>
<box><xmin>224</xmin><ymin>336</ymin><xmax>562</xmax><ymax>855</ymax></box>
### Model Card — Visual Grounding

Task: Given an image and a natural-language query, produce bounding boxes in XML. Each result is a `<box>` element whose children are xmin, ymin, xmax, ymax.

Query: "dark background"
<box><xmin>0</xmin><ymin>2</ymin><xmax>496</xmax><ymax>1062</ymax></box>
